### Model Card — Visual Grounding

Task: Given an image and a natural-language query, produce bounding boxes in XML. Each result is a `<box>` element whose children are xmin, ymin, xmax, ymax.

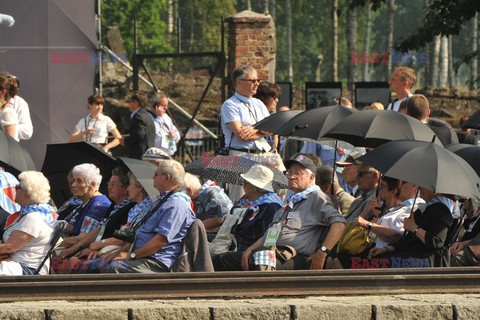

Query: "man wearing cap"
<box><xmin>220</xmin><ymin>66</ymin><xmax>271</xmax><ymax>203</ymax></box>
<box><xmin>336</xmin><ymin>151</ymin><xmax>362</xmax><ymax>197</ymax></box>
<box><xmin>344</xmin><ymin>163</ymin><xmax>380</xmax><ymax>222</ymax></box>
<box><xmin>236</xmin><ymin>154</ymin><xmax>345</xmax><ymax>270</ymax></box>
<box><xmin>142</xmin><ymin>147</ymin><xmax>172</xmax><ymax>165</ymax></box>
<box><xmin>212</xmin><ymin>164</ymin><xmax>283</xmax><ymax>271</ymax></box>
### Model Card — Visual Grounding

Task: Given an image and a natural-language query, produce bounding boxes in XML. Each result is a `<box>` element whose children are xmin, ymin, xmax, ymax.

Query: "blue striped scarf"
<box><xmin>285</xmin><ymin>185</ymin><xmax>320</xmax><ymax>207</ymax></box>
<box><xmin>20</xmin><ymin>203</ymin><xmax>57</xmax><ymax>224</ymax></box>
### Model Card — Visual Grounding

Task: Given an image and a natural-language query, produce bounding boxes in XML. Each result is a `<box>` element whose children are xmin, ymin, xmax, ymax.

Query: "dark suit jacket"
<box><xmin>126</xmin><ymin>108</ymin><xmax>155</xmax><ymax>159</ymax></box>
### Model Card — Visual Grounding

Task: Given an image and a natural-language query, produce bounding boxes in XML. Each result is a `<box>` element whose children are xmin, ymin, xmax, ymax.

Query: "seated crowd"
<box><xmin>2</xmin><ymin>146</ymin><xmax>478</xmax><ymax>276</ymax></box>
<box><xmin>1</xmin><ymin>70</ymin><xmax>479</xmax><ymax>275</ymax></box>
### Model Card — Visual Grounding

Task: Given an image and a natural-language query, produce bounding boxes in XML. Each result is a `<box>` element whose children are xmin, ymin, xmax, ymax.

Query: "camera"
<box><xmin>215</xmin><ymin>146</ymin><xmax>230</xmax><ymax>156</ymax></box>
<box><xmin>113</xmin><ymin>229</ymin><xmax>135</xmax><ymax>243</ymax></box>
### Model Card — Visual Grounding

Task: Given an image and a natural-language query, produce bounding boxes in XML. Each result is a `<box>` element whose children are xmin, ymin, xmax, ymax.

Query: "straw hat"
<box><xmin>240</xmin><ymin>164</ymin><xmax>274</xmax><ymax>192</ymax></box>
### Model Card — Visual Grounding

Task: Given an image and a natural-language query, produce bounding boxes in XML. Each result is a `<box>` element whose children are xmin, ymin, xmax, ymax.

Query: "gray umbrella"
<box><xmin>446</xmin><ymin>144</ymin><xmax>480</xmax><ymax>178</ymax></box>
<box><xmin>358</xmin><ymin>140</ymin><xmax>480</xmax><ymax>200</ymax></box>
<box><xmin>461</xmin><ymin>109</ymin><xmax>480</xmax><ymax>130</ymax></box>
<box><xmin>276</xmin><ymin>105</ymin><xmax>357</xmax><ymax>140</ymax></box>
<box><xmin>118</xmin><ymin>157</ymin><xmax>158</xmax><ymax>197</ymax></box>
<box><xmin>186</xmin><ymin>154</ymin><xmax>288</xmax><ymax>190</ymax></box>
<box><xmin>253</xmin><ymin>110</ymin><xmax>303</xmax><ymax>134</ymax></box>
<box><xmin>324</xmin><ymin>110</ymin><xmax>443</xmax><ymax>148</ymax></box>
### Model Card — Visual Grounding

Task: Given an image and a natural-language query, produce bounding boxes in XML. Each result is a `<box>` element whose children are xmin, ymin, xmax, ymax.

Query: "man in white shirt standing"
<box><xmin>220</xmin><ymin>66</ymin><xmax>271</xmax><ymax>203</ymax></box>
<box><xmin>386</xmin><ymin>67</ymin><xmax>415</xmax><ymax>112</ymax></box>
<box><xmin>1</xmin><ymin>73</ymin><xmax>33</xmax><ymax>140</ymax></box>
<box><xmin>147</xmin><ymin>92</ymin><xmax>180</xmax><ymax>156</ymax></box>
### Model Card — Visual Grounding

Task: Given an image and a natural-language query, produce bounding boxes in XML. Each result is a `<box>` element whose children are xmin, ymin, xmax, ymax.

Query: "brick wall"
<box><xmin>225</xmin><ymin>10</ymin><xmax>276</xmax><ymax>95</ymax></box>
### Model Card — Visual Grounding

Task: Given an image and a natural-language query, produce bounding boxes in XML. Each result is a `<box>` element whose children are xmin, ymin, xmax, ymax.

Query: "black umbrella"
<box><xmin>118</xmin><ymin>157</ymin><xmax>157</xmax><ymax>197</ymax></box>
<box><xmin>461</xmin><ymin>109</ymin><xmax>480</xmax><ymax>130</ymax></box>
<box><xmin>185</xmin><ymin>154</ymin><xmax>288</xmax><ymax>190</ymax></box>
<box><xmin>446</xmin><ymin>144</ymin><xmax>480</xmax><ymax>178</ymax></box>
<box><xmin>276</xmin><ymin>105</ymin><xmax>356</xmax><ymax>139</ymax></box>
<box><xmin>0</xmin><ymin>131</ymin><xmax>35</xmax><ymax>176</ymax></box>
<box><xmin>41</xmin><ymin>142</ymin><xmax>117</xmax><ymax>207</ymax></box>
<box><xmin>324</xmin><ymin>110</ymin><xmax>443</xmax><ymax>148</ymax></box>
<box><xmin>253</xmin><ymin>110</ymin><xmax>303</xmax><ymax>134</ymax></box>
<box><xmin>358</xmin><ymin>140</ymin><xmax>480</xmax><ymax>200</ymax></box>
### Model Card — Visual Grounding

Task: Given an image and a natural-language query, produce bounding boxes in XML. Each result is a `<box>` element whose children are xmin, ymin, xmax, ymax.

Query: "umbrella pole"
<box><xmin>409</xmin><ymin>186</ymin><xmax>421</xmax><ymax>217</ymax></box>
<box><xmin>330</xmin><ymin>140</ymin><xmax>338</xmax><ymax>195</ymax></box>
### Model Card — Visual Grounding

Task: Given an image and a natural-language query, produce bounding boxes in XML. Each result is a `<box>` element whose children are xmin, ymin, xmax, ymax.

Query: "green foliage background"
<box><xmin>100</xmin><ymin>0</ymin><xmax>479</xmax><ymax>87</ymax></box>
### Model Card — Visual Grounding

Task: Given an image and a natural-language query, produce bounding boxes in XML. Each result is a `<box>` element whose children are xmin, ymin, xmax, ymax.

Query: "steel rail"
<box><xmin>1</xmin><ymin>267</ymin><xmax>479</xmax><ymax>301</ymax></box>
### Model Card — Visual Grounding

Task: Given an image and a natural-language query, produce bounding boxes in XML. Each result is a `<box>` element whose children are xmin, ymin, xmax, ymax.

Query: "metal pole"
<box><xmin>177</xmin><ymin>18</ymin><xmax>181</xmax><ymax>53</ymax></box>
<box><xmin>133</xmin><ymin>14</ymin><xmax>139</xmax><ymax>91</ymax></box>
<box><xmin>101</xmin><ymin>47</ymin><xmax>217</xmax><ymax>139</ymax></box>
<box><xmin>97</xmin><ymin>0</ymin><xmax>103</xmax><ymax>95</ymax></box>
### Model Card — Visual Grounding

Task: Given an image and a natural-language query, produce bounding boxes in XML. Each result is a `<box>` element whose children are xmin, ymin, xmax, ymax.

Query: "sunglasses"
<box><xmin>239</xmin><ymin>79</ymin><xmax>260</xmax><ymax>84</ymax></box>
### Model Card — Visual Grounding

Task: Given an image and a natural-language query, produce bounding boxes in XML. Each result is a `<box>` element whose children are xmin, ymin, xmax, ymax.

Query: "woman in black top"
<box><xmin>369</xmin><ymin>186</ymin><xmax>453</xmax><ymax>268</ymax></box>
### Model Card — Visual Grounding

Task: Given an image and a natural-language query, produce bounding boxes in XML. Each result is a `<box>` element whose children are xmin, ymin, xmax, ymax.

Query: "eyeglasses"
<box><xmin>15</xmin><ymin>185</ymin><xmax>22</xmax><ymax>191</ymax></box>
<box><xmin>284</xmin><ymin>170</ymin><xmax>306</xmax><ymax>177</ymax></box>
<box><xmin>358</xmin><ymin>171</ymin><xmax>372</xmax><ymax>177</ymax></box>
<box><xmin>107</xmin><ymin>181</ymin><xmax>123</xmax><ymax>187</ymax></box>
<box><xmin>239</xmin><ymin>79</ymin><xmax>260</xmax><ymax>84</ymax></box>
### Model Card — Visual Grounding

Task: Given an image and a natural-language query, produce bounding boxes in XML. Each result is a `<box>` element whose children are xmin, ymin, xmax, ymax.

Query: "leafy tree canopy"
<box><xmin>350</xmin><ymin>0</ymin><xmax>480</xmax><ymax>51</ymax></box>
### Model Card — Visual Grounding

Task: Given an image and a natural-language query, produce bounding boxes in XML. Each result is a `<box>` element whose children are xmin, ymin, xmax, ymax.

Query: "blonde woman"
<box><xmin>0</xmin><ymin>171</ymin><xmax>55</xmax><ymax>275</ymax></box>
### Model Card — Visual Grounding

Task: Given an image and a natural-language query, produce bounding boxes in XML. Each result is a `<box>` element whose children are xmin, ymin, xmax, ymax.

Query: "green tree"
<box><xmin>101</xmin><ymin>0</ymin><xmax>173</xmax><ymax>58</ymax></box>
<box><xmin>177</xmin><ymin>0</ymin><xmax>236</xmax><ymax>52</ymax></box>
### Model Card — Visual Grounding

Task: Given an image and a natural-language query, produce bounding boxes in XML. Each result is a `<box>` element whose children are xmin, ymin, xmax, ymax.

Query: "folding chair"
<box><xmin>34</xmin><ymin>220</ymin><xmax>68</xmax><ymax>275</ymax></box>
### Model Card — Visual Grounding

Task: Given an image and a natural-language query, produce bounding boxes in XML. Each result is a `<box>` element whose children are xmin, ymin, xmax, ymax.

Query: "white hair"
<box><xmin>182</xmin><ymin>173</ymin><xmax>202</xmax><ymax>191</ymax></box>
<box><xmin>18</xmin><ymin>171</ymin><xmax>51</xmax><ymax>204</ymax></box>
<box><xmin>158</xmin><ymin>159</ymin><xmax>185</xmax><ymax>186</ymax></box>
<box><xmin>72</xmin><ymin>163</ymin><xmax>102</xmax><ymax>188</ymax></box>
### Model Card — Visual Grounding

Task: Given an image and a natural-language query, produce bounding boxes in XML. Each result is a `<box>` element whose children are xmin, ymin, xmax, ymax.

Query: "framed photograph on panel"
<box><xmin>305</xmin><ymin>82</ymin><xmax>342</xmax><ymax>110</ymax></box>
<box><xmin>354</xmin><ymin>82</ymin><xmax>391</xmax><ymax>110</ymax></box>
<box><xmin>276</xmin><ymin>82</ymin><xmax>292</xmax><ymax>109</ymax></box>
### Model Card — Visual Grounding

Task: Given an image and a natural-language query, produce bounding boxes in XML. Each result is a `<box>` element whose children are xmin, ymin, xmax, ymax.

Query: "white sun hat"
<box><xmin>240</xmin><ymin>164</ymin><xmax>274</xmax><ymax>192</ymax></box>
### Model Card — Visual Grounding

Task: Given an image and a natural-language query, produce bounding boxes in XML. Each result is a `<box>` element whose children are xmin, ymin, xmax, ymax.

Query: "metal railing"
<box><xmin>176</xmin><ymin>127</ymin><xmax>221</xmax><ymax>164</ymax></box>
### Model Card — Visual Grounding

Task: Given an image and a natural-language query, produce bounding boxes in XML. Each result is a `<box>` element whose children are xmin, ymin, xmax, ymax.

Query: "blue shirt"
<box><xmin>71</xmin><ymin>195</ymin><xmax>111</xmax><ymax>236</ymax></box>
<box><xmin>220</xmin><ymin>92</ymin><xmax>269</xmax><ymax>150</ymax></box>
<box><xmin>134</xmin><ymin>195</ymin><xmax>195</xmax><ymax>269</ymax></box>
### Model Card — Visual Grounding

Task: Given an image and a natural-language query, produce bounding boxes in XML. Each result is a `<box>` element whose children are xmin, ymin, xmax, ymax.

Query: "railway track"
<box><xmin>1</xmin><ymin>267</ymin><xmax>479</xmax><ymax>301</ymax></box>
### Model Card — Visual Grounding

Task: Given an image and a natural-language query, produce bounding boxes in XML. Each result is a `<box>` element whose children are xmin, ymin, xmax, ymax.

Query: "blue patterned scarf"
<box><xmin>20</xmin><ymin>203</ymin><xmax>57</xmax><ymax>224</ymax></box>
<box><xmin>246</xmin><ymin>192</ymin><xmax>284</xmax><ymax>221</ymax></box>
<box><xmin>285</xmin><ymin>185</ymin><xmax>320</xmax><ymax>207</ymax></box>
<box><xmin>159</xmin><ymin>190</ymin><xmax>191</xmax><ymax>206</ymax></box>
<box><xmin>128</xmin><ymin>195</ymin><xmax>158</xmax><ymax>224</ymax></box>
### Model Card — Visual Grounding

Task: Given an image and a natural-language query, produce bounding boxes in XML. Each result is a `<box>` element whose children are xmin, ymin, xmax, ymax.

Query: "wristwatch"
<box><xmin>130</xmin><ymin>252</ymin><xmax>137</xmax><ymax>260</ymax></box>
<box><xmin>319</xmin><ymin>245</ymin><xmax>330</xmax><ymax>256</ymax></box>
<box><xmin>367</xmin><ymin>222</ymin><xmax>373</xmax><ymax>231</ymax></box>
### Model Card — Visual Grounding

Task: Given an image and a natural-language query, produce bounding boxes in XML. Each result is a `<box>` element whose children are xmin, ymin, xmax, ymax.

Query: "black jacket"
<box><xmin>126</xmin><ymin>108</ymin><xmax>155</xmax><ymax>159</ymax></box>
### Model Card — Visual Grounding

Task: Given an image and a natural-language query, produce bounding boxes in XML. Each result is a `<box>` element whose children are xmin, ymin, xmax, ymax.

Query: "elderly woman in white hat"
<box><xmin>213</xmin><ymin>164</ymin><xmax>284</xmax><ymax>271</ymax></box>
